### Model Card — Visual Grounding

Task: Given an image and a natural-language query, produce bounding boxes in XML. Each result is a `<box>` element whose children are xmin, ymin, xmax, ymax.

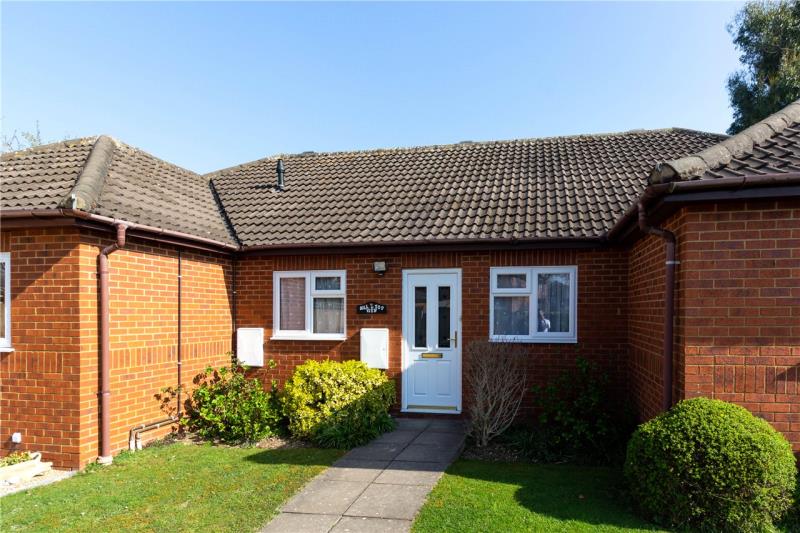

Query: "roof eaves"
<box><xmin>57</xmin><ymin>135</ymin><xmax>116</xmax><ymax>210</ymax></box>
<box><xmin>650</xmin><ymin>100</ymin><xmax>800</xmax><ymax>183</ymax></box>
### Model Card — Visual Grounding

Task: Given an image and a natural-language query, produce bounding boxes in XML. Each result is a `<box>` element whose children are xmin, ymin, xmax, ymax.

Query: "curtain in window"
<box><xmin>537</xmin><ymin>273</ymin><xmax>570</xmax><ymax>332</ymax></box>
<box><xmin>314</xmin><ymin>276</ymin><xmax>341</xmax><ymax>291</ymax></box>
<box><xmin>280</xmin><ymin>277</ymin><xmax>306</xmax><ymax>330</ymax></box>
<box><xmin>313</xmin><ymin>297</ymin><xmax>344</xmax><ymax>334</ymax></box>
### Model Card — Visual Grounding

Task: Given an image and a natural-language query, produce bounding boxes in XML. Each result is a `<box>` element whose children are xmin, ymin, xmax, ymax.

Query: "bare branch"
<box><xmin>465</xmin><ymin>340</ymin><xmax>527</xmax><ymax>447</ymax></box>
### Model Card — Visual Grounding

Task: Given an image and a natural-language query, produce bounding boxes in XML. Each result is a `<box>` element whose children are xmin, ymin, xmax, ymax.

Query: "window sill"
<box><xmin>0</xmin><ymin>347</ymin><xmax>15</xmax><ymax>353</ymax></box>
<box><xmin>489</xmin><ymin>336</ymin><xmax>577</xmax><ymax>344</ymax></box>
<box><xmin>270</xmin><ymin>334</ymin><xmax>347</xmax><ymax>342</ymax></box>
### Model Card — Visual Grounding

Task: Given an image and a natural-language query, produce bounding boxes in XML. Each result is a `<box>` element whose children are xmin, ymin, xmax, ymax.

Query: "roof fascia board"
<box><xmin>238</xmin><ymin>237</ymin><xmax>606</xmax><ymax>257</ymax></box>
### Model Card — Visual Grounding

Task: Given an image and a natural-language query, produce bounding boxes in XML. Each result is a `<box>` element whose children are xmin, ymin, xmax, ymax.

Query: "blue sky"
<box><xmin>3</xmin><ymin>1</ymin><xmax>744</xmax><ymax>173</ymax></box>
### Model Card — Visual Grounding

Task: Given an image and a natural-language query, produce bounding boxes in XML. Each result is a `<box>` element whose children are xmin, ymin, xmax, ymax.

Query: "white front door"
<box><xmin>402</xmin><ymin>269</ymin><xmax>461</xmax><ymax>413</ymax></box>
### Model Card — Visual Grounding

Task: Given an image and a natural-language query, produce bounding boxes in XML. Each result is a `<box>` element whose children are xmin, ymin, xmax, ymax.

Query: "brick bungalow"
<box><xmin>2</xmin><ymin>100</ymin><xmax>799</xmax><ymax>469</ymax></box>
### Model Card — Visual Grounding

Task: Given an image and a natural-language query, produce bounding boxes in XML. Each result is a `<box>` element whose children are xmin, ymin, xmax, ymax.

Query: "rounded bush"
<box><xmin>283</xmin><ymin>360</ymin><xmax>396</xmax><ymax>448</ymax></box>
<box><xmin>625</xmin><ymin>397</ymin><xmax>797</xmax><ymax>532</ymax></box>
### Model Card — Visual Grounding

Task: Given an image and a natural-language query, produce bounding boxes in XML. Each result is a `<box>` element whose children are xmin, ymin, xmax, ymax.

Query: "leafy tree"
<box><xmin>727</xmin><ymin>0</ymin><xmax>800</xmax><ymax>134</ymax></box>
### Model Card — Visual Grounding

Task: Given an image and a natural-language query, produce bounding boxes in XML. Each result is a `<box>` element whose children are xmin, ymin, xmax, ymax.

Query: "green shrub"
<box><xmin>283</xmin><ymin>360</ymin><xmax>396</xmax><ymax>448</ymax></box>
<box><xmin>531</xmin><ymin>357</ymin><xmax>630</xmax><ymax>463</ymax></box>
<box><xmin>184</xmin><ymin>362</ymin><xmax>283</xmax><ymax>443</ymax></box>
<box><xmin>779</xmin><ymin>478</ymin><xmax>800</xmax><ymax>532</ymax></box>
<box><xmin>625</xmin><ymin>397</ymin><xmax>797</xmax><ymax>532</ymax></box>
<box><xmin>0</xmin><ymin>451</ymin><xmax>32</xmax><ymax>467</ymax></box>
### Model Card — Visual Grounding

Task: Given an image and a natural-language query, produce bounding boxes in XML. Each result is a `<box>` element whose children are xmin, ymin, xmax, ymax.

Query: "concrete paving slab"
<box><xmin>330</xmin><ymin>516</ymin><xmax>412</xmax><ymax>533</ymax></box>
<box><xmin>282</xmin><ymin>479</ymin><xmax>369</xmax><ymax>515</ymax></box>
<box><xmin>371</xmin><ymin>430</ymin><xmax>421</xmax><ymax>445</ymax></box>
<box><xmin>262</xmin><ymin>416</ymin><xmax>464</xmax><ymax>532</ymax></box>
<box><xmin>426</xmin><ymin>419</ymin><xmax>466</xmax><ymax>433</ymax></box>
<box><xmin>411</xmin><ymin>430</ymin><xmax>464</xmax><ymax>447</ymax></box>
<box><xmin>323</xmin><ymin>460</ymin><xmax>390</xmax><ymax>483</ymax></box>
<box><xmin>394</xmin><ymin>443</ymin><xmax>460</xmax><ymax>463</ymax></box>
<box><xmin>394</xmin><ymin>418</ymin><xmax>431</xmax><ymax>431</ymax></box>
<box><xmin>344</xmin><ymin>483</ymin><xmax>432</xmax><ymax>520</ymax></box>
<box><xmin>374</xmin><ymin>461</ymin><xmax>448</xmax><ymax>486</ymax></box>
<box><xmin>345</xmin><ymin>443</ymin><xmax>404</xmax><ymax>461</ymax></box>
<box><xmin>261</xmin><ymin>513</ymin><xmax>340</xmax><ymax>533</ymax></box>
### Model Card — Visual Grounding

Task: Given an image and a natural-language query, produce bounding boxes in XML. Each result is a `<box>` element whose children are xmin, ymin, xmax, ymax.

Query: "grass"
<box><xmin>1</xmin><ymin>442</ymin><xmax>342</xmax><ymax>533</ymax></box>
<box><xmin>412</xmin><ymin>460</ymin><xmax>668</xmax><ymax>533</ymax></box>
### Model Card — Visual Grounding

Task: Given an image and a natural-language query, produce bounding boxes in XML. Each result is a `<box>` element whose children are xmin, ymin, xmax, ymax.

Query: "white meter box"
<box><xmin>360</xmin><ymin>328</ymin><xmax>389</xmax><ymax>369</ymax></box>
<box><xmin>237</xmin><ymin>328</ymin><xmax>264</xmax><ymax>367</ymax></box>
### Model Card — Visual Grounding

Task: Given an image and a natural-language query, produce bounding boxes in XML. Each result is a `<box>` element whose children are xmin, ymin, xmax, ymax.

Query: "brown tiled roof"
<box><xmin>1</xmin><ymin>136</ymin><xmax>237</xmax><ymax>246</ymax></box>
<box><xmin>651</xmin><ymin>99</ymin><xmax>800</xmax><ymax>183</ymax></box>
<box><xmin>209</xmin><ymin>129</ymin><xmax>724</xmax><ymax>247</ymax></box>
<box><xmin>1</xmin><ymin>137</ymin><xmax>95</xmax><ymax>210</ymax></box>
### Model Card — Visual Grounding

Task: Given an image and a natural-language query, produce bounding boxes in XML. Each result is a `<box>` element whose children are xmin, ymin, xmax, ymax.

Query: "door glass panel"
<box><xmin>493</xmin><ymin>296</ymin><xmax>530</xmax><ymax>336</ymax></box>
<box><xmin>414</xmin><ymin>286</ymin><xmax>427</xmax><ymax>348</ymax></box>
<box><xmin>280</xmin><ymin>277</ymin><xmax>306</xmax><ymax>330</ymax></box>
<box><xmin>537</xmin><ymin>273</ymin><xmax>570</xmax><ymax>332</ymax></box>
<box><xmin>437</xmin><ymin>286</ymin><xmax>450</xmax><ymax>348</ymax></box>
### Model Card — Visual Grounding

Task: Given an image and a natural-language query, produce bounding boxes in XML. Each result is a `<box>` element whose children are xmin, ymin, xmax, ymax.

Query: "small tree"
<box><xmin>466</xmin><ymin>341</ymin><xmax>527</xmax><ymax>447</ymax></box>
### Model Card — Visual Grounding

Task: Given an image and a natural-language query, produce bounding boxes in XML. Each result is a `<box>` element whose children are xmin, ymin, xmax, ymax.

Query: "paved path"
<box><xmin>263</xmin><ymin>418</ymin><xmax>465</xmax><ymax>533</ymax></box>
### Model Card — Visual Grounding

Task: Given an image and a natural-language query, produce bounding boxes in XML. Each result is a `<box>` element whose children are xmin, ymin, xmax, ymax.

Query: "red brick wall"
<box><xmin>0</xmin><ymin>227</ymin><xmax>83</xmax><ymax>469</ymax></box>
<box><xmin>677</xmin><ymin>200</ymin><xmax>800</xmax><ymax>452</ymax></box>
<box><xmin>626</xmin><ymin>213</ymin><xmax>687</xmax><ymax>421</ymax></box>
<box><xmin>237</xmin><ymin>248</ymin><xmax>629</xmax><ymax>415</ymax></box>
<box><xmin>77</xmin><ymin>231</ymin><xmax>233</xmax><ymax>467</ymax></box>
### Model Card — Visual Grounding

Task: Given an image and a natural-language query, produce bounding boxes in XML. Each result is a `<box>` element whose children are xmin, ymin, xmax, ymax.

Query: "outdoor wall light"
<box><xmin>373</xmin><ymin>261</ymin><xmax>387</xmax><ymax>275</ymax></box>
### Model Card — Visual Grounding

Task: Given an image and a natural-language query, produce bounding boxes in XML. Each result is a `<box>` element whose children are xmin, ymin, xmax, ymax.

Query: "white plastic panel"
<box><xmin>237</xmin><ymin>328</ymin><xmax>264</xmax><ymax>367</ymax></box>
<box><xmin>360</xmin><ymin>328</ymin><xmax>389</xmax><ymax>369</ymax></box>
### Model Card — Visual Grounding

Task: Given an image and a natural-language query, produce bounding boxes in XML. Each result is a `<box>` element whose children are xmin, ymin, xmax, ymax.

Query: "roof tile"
<box><xmin>210</xmin><ymin>130</ymin><xmax>723</xmax><ymax>247</ymax></box>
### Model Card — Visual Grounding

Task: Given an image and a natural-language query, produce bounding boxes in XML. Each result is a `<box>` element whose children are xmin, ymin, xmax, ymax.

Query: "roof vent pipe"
<box><xmin>276</xmin><ymin>159</ymin><xmax>285</xmax><ymax>190</ymax></box>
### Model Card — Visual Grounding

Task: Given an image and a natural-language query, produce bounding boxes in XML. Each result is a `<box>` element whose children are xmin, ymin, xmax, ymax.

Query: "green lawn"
<box><xmin>413</xmin><ymin>460</ymin><xmax>668</xmax><ymax>533</ymax></box>
<box><xmin>1</xmin><ymin>443</ymin><xmax>342</xmax><ymax>533</ymax></box>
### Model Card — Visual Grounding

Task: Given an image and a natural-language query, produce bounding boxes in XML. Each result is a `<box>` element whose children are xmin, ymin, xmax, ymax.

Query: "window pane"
<box><xmin>0</xmin><ymin>262</ymin><xmax>5</xmax><ymax>339</ymax></box>
<box><xmin>414</xmin><ymin>286</ymin><xmax>427</xmax><ymax>348</ymax></box>
<box><xmin>537</xmin><ymin>273</ymin><xmax>570</xmax><ymax>333</ymax></box>
<box><xmin>280</xmin><ymin>277</ymin><xmax>306</xmax><ymax>330</ymax></box>
<box><xmin>493</xmin><ymin>296</ymin><xmax>530</xmax><ymax>336</ymax></box>
<box><xmin>497</xmin><ymin>273</ymin><xmax>526</xmax><ymax>289</ymax></box>
<box><xmin>313</xmin><ymin>297</ymin><xmax>344</xmax><ymax>334</ymax></box>
<box><xmin>438</xmin><ymin>286</ymin><xmax>450</xmax><ymax>348</ymax></box>
<box><xmin>315</xmin><ymin>276</ymin><xmax>341</xmax><ymax>291</ymax></box>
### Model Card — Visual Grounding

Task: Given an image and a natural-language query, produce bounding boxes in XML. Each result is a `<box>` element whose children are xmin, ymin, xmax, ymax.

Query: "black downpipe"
<box><xmin>127</xmin><ymin>247</ymin><xmax>183</xmax><ymax>450</ymax></box>
<box><xmin>177</xmin><ymin>249</ymin><xmax>182</xmax><ymax>417</ymax></box>
<box><xmin>232</xmin><ymin>258</ymin><xmax>237</xmax><ymax>358</ymax></box>
<box><xmin>637</xmin><ymin>201</ymin><xmax>676</xmax><ymax>412</ymax></box>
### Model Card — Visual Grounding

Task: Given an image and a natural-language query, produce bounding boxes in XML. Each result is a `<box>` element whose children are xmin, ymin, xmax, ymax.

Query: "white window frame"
<box><xmin>489</xmin><ymin>266</ymin><xmax>577</xmax><ymax>343</ymax></box>
<box><xmin>272</xmin><ymin>270</ymin><xmax>347</xmax><ymax>341</ymax></box>
<box><xmin>0</xmin><ymin>253</ymin><xmax>10</xmax><ymax>350</ymax></box>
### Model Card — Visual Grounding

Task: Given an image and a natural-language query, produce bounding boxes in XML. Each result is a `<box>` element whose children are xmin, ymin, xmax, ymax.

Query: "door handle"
<box><xmin>449</xmin><ymin>331</ymin><xmax>457</xmax><ymax>348</ymax></box>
